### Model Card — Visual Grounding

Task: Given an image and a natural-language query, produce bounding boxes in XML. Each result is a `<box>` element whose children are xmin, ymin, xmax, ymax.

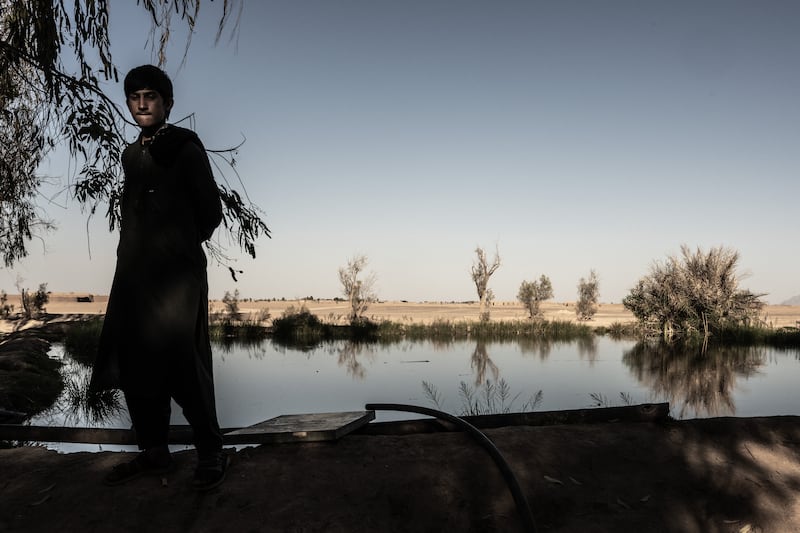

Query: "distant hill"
<box><xmin>780</xmin><ymin>295</ymin><xmax>800</xmax><ymax>306</ymax></box>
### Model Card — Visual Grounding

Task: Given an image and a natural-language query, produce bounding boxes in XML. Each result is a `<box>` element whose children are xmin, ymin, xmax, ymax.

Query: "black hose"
<box><xmin>365</xmin><ymin>403</ymin><xmax>537</xmax><ymax>533</ymax></box>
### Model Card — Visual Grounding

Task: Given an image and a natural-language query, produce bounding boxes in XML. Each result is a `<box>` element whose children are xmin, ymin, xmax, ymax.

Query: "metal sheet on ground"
<box><xmin>224</xmin><ymin>410</ymin><xmax>376</xmax><ymax>444</ymax></box>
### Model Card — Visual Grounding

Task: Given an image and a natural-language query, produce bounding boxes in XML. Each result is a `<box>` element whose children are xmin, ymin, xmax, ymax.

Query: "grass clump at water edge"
<box><xmin>422</xmin><ymin>379</ymin><xmax>544</xmax><ymax>416</ymax></box>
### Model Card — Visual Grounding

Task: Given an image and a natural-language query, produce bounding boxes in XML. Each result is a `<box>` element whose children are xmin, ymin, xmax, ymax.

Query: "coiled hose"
<box><xmin>365</xmin><ymin>403</ymin><xmax>537</xmax><ymax>533</ymax></box>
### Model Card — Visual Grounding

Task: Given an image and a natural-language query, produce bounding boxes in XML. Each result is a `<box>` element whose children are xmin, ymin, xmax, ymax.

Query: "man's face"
<box><xmin>127</xmin><ymin>88</ymin><xmax>172</xmax><ymax>129</ymax></box>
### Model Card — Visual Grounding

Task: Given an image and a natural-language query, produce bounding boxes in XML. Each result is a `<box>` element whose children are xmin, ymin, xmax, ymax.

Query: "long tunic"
<box><xmin>90</xmin><ymin>125</ymin><xmax>223</xmax><ymax>397</ymax></box>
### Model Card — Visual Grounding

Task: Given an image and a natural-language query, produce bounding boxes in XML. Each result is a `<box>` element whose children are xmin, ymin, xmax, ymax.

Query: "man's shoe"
<box><xmin>193</xmin><ymin>452</ymin><xmax>230</xmax><ymax>491</ymax></box>
<box><xmin>104</xmin><ymin>448</ymin><xmax>174</xmax><ymax>486</ymax></box>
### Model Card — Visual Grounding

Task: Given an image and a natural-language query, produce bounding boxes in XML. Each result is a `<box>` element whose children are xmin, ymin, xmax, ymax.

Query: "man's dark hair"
<box><xmin>124</xmin><ymin>65</ymin><xmax>174</xmax><ymax>101</ymax></box>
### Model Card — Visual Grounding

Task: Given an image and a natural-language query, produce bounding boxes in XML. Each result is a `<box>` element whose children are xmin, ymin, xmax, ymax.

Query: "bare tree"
<box><xmin>517</xmin><ymin>275</ymin><xmax>553</xmax><ymax>319</ymax></box>
<box><xmin>338</xmin><ymin>254</ymin><xmax>377</xmax><ymax>324</ymax></box>
<box><xmin>576</xmin><ymin>270</ymin><xmax>600</xmax><ymax>320</ymax></box>
<box><xmin>471</xmin><ymin>246</ymin><xmax>501</xmax><ymax>321</ymax></box>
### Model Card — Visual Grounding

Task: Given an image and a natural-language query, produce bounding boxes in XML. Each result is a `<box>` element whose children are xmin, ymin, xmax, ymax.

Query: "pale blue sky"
<box><xmin>7</xmin><ymin>1</ymin><xmax>800</xmax><ymax>304</ymax></box>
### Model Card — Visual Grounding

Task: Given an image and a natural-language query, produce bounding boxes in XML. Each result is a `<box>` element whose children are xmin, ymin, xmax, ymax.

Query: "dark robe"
<box><xmin>90</xmin><ymin>125</ymin><xmax>223</xmax><ymax>400</ymax></box>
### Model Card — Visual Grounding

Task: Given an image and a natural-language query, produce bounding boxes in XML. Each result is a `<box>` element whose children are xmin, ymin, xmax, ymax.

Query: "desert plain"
<box><xmin>4</xmin><ymin>292</ymin><xmax>800</xmax><ymax>332</ymax></box>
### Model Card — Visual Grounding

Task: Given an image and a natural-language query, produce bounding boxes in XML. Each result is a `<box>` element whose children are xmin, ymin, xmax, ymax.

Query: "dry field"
<box><xmin>3</xmin><ymin>292</ymin><xmax>800</xmax><ymax>332</ymax></box>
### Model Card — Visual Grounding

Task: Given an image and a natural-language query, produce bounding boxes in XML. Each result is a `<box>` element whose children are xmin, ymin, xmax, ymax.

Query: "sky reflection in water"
<box><xmin>32</xmin><ymin>336</ymin><xmax>800</xmax><ymax>436</ymax></box>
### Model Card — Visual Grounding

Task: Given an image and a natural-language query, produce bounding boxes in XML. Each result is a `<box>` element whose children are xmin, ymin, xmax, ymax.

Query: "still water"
<box><xmin>31</xmin><ymin>336</ymin><xmax>800</xmax><ymax>436</ymax></box>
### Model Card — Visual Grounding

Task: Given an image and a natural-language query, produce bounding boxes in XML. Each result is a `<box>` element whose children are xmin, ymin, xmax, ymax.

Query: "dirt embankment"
<box><xmin>2</xmin><ymin>415</ymin><xmax>800</xmax><ymax>532</ymax></box>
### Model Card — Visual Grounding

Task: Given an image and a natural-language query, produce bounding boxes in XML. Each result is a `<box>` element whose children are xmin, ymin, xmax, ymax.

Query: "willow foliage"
<box><xmin>0</xmin><ymin>0</ymin><xmax>269</xmax><ymax>270</ymax></box>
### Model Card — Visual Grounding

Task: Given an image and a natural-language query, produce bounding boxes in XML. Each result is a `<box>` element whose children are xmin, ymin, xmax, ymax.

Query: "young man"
<box><xmin>90</xmin><ymin>65</ymin><xmax>228</xmax><ymax>490</ymax></box>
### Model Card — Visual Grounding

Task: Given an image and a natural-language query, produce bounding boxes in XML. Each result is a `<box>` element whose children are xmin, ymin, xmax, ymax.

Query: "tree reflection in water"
<box><xmin>214</xmin><ymin>338</ymin><xmax>267</xmax><ymax>360</ymax></box>
<box><xmin>516</xmin><ymin>337</ymin><xmax>554</xmax><ymax>360</ymax></box>
<box><xmin>335</xmin><ymin>341</ymin><xmax>377</xmax><ymax>380</ymax></box>
<box><xmin>575</xmin><ymin>335</ymin><xmax>598</xmax><ymax>363</ymax></box>
<box><xmin>623</xmin><ymin>341</ymin><xmax>767</xmax><ymax>418</ymax></box>
<box><xmin>516</xmin><ymin>336</ymin><xmax>598</xmax><ymax>363</ymax></box>
<box><xmin>470</xmin><ymin>340</ymin><xmax>499</xmax><ymax>385</ymax></box>
<box><xmin>428</xmin><ymin>338</ymin><xmax>455</xmax><ymax>351</ymax></box>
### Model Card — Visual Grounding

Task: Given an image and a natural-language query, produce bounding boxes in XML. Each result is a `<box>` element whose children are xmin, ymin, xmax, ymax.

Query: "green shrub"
<box><xmin>19</xmin><ymin>283</ymin><xmax>49</xmax><ymax>319</ymax></box>
<box><xmin>271</xmin><ymin>305</ymin><xmax>332</xmax><ymax>346</ymax></box>
<box><xmin>518</xmin><ymin>275</ymin><xmax>553</xmax><ymax>319</ymax></box>
<box><xmin>576</xmin><ymin>270</ymin><xmax>600</xmax><ymax>320</ymax></box>
<box><xmin>0</xmin><ymin>290</ymin><xmax>12</xmax><ymax>318</ymax></box>
<box><xmin>623</xmin><ymin>245</ymin><xmax>764</xmax><ymax>338</ymax></box>
<box><xmin>597</xmin><ymin>321</ymin><xmax>643</xmax><ymax>339</ymax></box>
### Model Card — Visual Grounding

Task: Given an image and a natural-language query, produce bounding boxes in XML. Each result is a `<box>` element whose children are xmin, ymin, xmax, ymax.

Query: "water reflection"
<box><xmin>35</xmin><ymin>335</ymin><xmax>798</xmax><ymax>432</ymax></box>
<box><xmin>575</xmin><ymin>336</ymin><xmax>598</xmax><ymax>363</ymax></box>
<box><xmin>517</xmin><ymin>337</ymin><xmax>554</xmax><ymax>360</ymax></box>
<box><xmin>516</xmin><ymin>336</ymin><xmax>598</xmax><ymax>362</ymax></box>
<box><xmin>270</xmin><ymin>335</ymin><xmax>325</xmax><ymax>353</ymax></box>
<box><xmin>209</xmin><ymin>327</ymin><xmax>272</xmax><ymax>358</ymax></box>
<box><xmin>214</xmin><ymin>338</ymin><xmax>267</xmax><ymax>360</ymax></box>
<box><xmin>470</xmin><ymin>340</ymin><xmax>499</xmax><ymax>385</ymax></box>
<box><xmin>334</xmin><ymin>341</ymin><xmax>377</xmax><ymax>380</ymax></box>
<box><xmin>623</xmin><ymin>341</ymin><xmax>767</xmax><ymax>418</ymax></box>
<box><xmin>36</xmin><ymin>352</ymin><xmax>123</xmax><ymax>426</ymax></box>
<box><xmin>428</xmin><ymin>338</ymin><xmax>456</xmax><ymax>351</ymax></box>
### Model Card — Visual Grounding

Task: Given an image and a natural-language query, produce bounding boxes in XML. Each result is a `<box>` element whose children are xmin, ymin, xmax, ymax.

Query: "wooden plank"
<box><xmin>358</xmin><ymin>403</ymin><xmax>671</xmax><ymax>435</ymax></box>
<box><xmin>224</xmin><ymin>411</ymin><xmax>375</xmax><ymax>444</ymax></box>
<box><xmin>0</xmin><ymin>412</ymin><xmax>374</xmax><ymax>445</ymax></box>
<box><xmin>0</xmin><ymin>404</ymin><xmax>666</xmax><ymax>443</ymax></box>
<box><xmin>463</xmin><ymin>402</ymin><xmax>671</xmax><ymax>429</ymax></box>
<box><xmin>0</xmin><ymin>425</ymin><xmax>232</xmax><ymax>445</ymax></box>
